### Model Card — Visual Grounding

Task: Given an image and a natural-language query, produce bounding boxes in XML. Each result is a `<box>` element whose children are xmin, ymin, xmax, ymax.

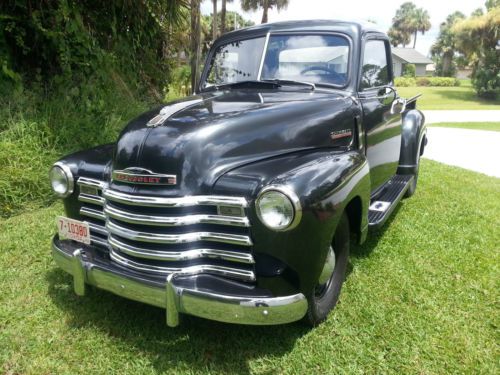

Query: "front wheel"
<box><xmin>304</xmin><ymin>212</ymin><xmax>350</xmax><ymax>326</ymax></box>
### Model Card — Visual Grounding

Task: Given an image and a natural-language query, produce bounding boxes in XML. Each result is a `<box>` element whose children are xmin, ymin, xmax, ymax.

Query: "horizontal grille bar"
<box><xmin>89</xmin><ymin>222</ymin><xmax>107</xmax><ymax>236</ymax></box>
<box><xmin>108</xmin><ymin>235</ymin><xmax>254</xmax><ymax>264</ymax></box>
<box><xmin>78</xmin><ymin>194</ymin><xmax>105</xmax><ymax>206</ymax></box>
<box><xmin>77</xmin><ymin>177</ymin><xmax>108</xmax><ymax>190</ymax></box>
<box><xmin>80</xmin><ymin>207</ymin><xmax>105</xmax><ymax>221</ymax></box>
<box><xmin>106</xmin><ymin>220</ymin><xmax>253</xmax><ymax>246</ymax></box>
<box><xmin>104</xmin><ymin>204</ymin><xmax>249</xmax><ymax>227</ymax></box>
<box><xmin>110</xmin><ymin>250</ymin><xmax>256</xmax><ymax>281</ymax></box>
<box><xmin>90</xmin><ymin>235</ymin><xmax>108</xmax><ymax>248</ymax></box>
<box><xmin>103</xmin><ymin>189</ymin><xmax>248</xmax><ymax>208</ymax></box>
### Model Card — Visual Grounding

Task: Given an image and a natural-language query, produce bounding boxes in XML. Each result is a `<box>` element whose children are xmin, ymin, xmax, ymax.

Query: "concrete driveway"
<box><xmin>423</xmin><ymin>110</ymin><xmax>500</xmax><ymax>124</ymax></box>
<box><xmin>423</xmin><ymin>127</ymin><xmax>500</xmax><ymax>178</ymax></box>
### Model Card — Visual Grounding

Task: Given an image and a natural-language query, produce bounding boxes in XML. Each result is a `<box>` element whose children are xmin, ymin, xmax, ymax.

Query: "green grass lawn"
<box><xmin>430</xmin><ymin>122</ymin><xmax>500</xmax><ymax>132</ymax></box>
<box><xmin>1</xmin><ymin>160</ymin><xmax>499</xmax><ymax>374</ymax></box>
<box><xmin>397</xmin><ymin>82</ymin><xmax>500</xmax><ymax>110</ymax></box>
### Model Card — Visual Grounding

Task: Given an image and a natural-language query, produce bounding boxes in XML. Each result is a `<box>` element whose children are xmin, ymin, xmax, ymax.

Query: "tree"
<box><xmin>388</xmin><ymin>2</ymin><xmax>417</xmax><ymax>47</ymax></box>
<box><xmin>190</xmin><ymin>0</ymin><xmax>202</xmax><ymax>93</ymax></box>
<box><xmin>430</xmin><ymin>11</ymin><xmax>465</xmax><ymax>76</ymax></box>
<box><xmin>452</xmin><ymin>7</ymin><xmax>500</xmax><ymax>99</ymax></box>
<box><xmin>241</xmin><ymin>0</ymin><xmax>289</xmax><ymax>24</ymax></box>
<box><xmin>486</xmin><ymin>0</ymin><xmax>500</xmax><ymax>10</ymax></box>
<box><xmin>220</xmin><ymin>0</ymin><xmax>234</xmax><ymax>34</ymax></box>
<box><xmin>387</xmin><ymin>2</ymin><xmax>431</xmax><ymax>48</ymax></box>
<box><xmin>212</xmin><ymin>0</ymin><xmax>218</xmax><ymax>40</ymax></box>
<box><xmin>410</xmin><ymin>8</ymin><xmax>431</xmax><ymax>48</ymax></box>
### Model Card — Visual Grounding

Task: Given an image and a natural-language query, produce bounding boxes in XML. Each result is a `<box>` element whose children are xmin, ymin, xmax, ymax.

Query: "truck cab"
<box><xmin>50</xmin><ymin>20</ymin><xmax>426</xmax><ymax>327</ymax></box>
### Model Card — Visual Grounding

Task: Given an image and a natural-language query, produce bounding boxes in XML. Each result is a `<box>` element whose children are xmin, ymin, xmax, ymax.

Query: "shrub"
<box><xmin>429</xmin><ymin>77</ymin><xmax>460</xmax><ymax>86</ymax></box>
<box><xmin>403</xmin><ymin>64</ymin><xmax>416</xmax><ymax>78</ymax></box>
<box><xmin>471</xmin><ymin>50</ymin><xmax>500</xmax><ymax>100</ymax></box>
<box><xmin>416</xmin><ymin>77</ymin><xmax>431</xmax><ymax>86</ymax></box>
<box><xmin>394</xmin><ymin>77</ymin><xmax>416</xmax><ymax>87</ymax></box>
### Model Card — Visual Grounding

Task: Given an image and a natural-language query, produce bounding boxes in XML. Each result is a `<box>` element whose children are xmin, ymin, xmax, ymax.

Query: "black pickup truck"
<box><xmin>49</xmin><ymin>20</ymin><xmax>426</xmax><ymax>327</ymax></box>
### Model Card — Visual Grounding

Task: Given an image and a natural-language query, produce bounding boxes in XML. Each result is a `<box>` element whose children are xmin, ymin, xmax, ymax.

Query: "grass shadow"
<box><xmin>46</xmin><ymin>268</ymin><xmax>308</xmax><ymax>374</ymax></box>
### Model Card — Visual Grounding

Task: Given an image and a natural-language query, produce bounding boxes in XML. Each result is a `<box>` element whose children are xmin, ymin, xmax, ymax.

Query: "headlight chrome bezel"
<box><xmin>255</xmin><ymin>185</ymin><xmax>302</xmax><ymax>231</ymax></box>
<box><xmin>49</xmin><ymin>161</ymin><xmax>74</xmax><ymax>198</ymax></box>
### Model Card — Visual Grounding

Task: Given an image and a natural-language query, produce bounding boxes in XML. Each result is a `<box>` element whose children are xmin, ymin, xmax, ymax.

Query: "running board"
<box><xmin>368</xmin><ymin>174</ymin><xmax>414</xmax><ymax>228</ymax></box>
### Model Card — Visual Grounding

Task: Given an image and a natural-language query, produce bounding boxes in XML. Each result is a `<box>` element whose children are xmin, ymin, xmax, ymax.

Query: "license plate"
<box><xmin>57</xmin><ymin>216</ymin><xmax>91</xmax><ymax>245</ymax></box>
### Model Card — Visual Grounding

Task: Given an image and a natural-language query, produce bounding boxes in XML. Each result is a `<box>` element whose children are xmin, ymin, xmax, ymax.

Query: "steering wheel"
<box><xmin>300</xmin><ymin>66</ymin><xmax>343</xmax><ymax>82</ymax></box>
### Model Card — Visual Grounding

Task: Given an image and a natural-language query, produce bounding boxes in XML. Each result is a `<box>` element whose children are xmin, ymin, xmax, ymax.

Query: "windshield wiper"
<box><xmin>262</xmin><ymin>79</ymin><xmax>316</xmax><ymax>90</ymax></box>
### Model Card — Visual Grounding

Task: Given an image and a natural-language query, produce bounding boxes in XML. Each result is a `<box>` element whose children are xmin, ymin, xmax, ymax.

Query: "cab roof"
<box><xmin>218</xmin><ymin>20</ymin><xmax>385</xmax><ymax>44</ymax></box>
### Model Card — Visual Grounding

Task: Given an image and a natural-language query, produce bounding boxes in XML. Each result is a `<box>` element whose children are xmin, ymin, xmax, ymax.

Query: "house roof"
<box><xmin>392</xmin><ymin>48</ymin><xmax>433</xmax><ymax>64</ymax></box>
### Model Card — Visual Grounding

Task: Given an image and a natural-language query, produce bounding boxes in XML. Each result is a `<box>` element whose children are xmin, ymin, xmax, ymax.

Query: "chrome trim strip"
<box><xmin>88</xmin><ymin>222</ymin><xmax>107</xmax><ymax>236</ymax></box>
<box><xmin>104</xmin><ymin>204</ymin><xmax>249</xmax><ymax>227</ymax></box>
<box><xmin>52</xmin><ymin>239</ymin><xmax>307</xmax><ymax>326</ymax></box>
<box><xmin>110</xmin><ymin>250</ymin><xmax>255</xmax><ymax>281</ymax></box>
<box><xmin>108</xmin><ymin>235</ymin><xmax>254</xmax><ymax>264</ymax></box>
<box><xmin>257</xmin><ymin>32</ymin><xmax>271</xmax><ymax>80</ymax></box>
<box><xmin>80</xmin><ymin>207</ymin><xmax>105</xmax><ymax>221</ymax></box>
<box><xmin>77</xmin><ymin>177</ymin><xmax>107</xmax><ymax>190</ymax></box>
<box><xmin>106</xmin><ymin>220</ymin><xmax>252</xmax><ymax>246</ymax></box>
<box><xmin>103</xmin><ymin>189</ymin><xmax>248</xmax><ymax>208</ymax></box>
<box><xmin>78</xmin><ymin>194</ymin><xmax>105</xmax><ymax>206</ymax></box>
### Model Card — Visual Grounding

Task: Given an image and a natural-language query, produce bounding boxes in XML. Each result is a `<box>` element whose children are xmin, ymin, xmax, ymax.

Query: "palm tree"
<box><xmin>430</xmin><ymin>11</ymin><xmax>466</xmax><ymax>76</ymax></box>
<box><xmin>220</xmin><ymin>0</ymin><xmax>234</xmax><ymax>34</ymax></box>
<box><xmin>410</xmin><ymin>8</ymin><xmax>431</xmax><ymax>48</ymax></box>
<box><xmin>241</xmin><ymin>0</ymin><xmax>289</xmax><ymax>24</ymax></box>
<box><xmin>190</xmin><ymin>0</ymin><xmax>202</xmax><ymax>92</ymax></box>
<box><xmin>212</xmin><ymin>0</ymin><xmax>218</xmax><ymax>40</ymax></box>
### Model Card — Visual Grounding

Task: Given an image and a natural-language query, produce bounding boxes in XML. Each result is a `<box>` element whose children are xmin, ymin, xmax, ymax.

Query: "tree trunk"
<box><xmin>413</xmin><ymin>30</ymin><xmax>417</xmax><ymax>48</ymax></box>
<box><xmin>221</xmin><ymin>0</ymin><xmax>226</xmax><ymax>34</ymax></box>
<box><xmin>190</xmin><ymin>0</ymin><xmax>201</xmax><ymax>93</ymax></box>
<box><xmin>261</xmin><ymin>0</ymin><xmax>269</xmax><ymax>24</ymax></box>
<box><xmin>442</xmin><ymin>51</ymin><xmax>453</xmax><ymax>77</ymax></box>
<box><xmin>212</xmin><ymin>0</ymin><xmax>218</xmax><ymax>40</ymax></box>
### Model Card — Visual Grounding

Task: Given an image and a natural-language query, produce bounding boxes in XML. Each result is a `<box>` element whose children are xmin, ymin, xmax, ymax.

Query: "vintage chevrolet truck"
<box><xmin>49</xmin><ymin>20</ymin><xmax>426</xmax><ymax>326</ymax></box>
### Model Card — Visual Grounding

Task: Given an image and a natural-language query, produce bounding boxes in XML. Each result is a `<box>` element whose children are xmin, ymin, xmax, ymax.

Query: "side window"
<box><xmin>360</xmin><ymin>40</ymin><xmax>390</xmax><ymax>90</ymax></box>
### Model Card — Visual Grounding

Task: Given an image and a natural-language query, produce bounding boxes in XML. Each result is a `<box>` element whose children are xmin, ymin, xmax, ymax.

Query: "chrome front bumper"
<box><xmin>52</xmin><ymin>238</ymin><xmax>308</xmax><ymax>327</ymax></box>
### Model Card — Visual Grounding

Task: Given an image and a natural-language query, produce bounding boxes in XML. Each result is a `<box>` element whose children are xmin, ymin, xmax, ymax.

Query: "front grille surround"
<box><xmin>77</xmin><ymin>177</ymin><xmax>255</xmax><ymax>282</ymax></box>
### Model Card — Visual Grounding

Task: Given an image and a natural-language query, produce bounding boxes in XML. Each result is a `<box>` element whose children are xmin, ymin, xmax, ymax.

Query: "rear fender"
<box><xmin>397</xmin><ymin>109</ymin><xmax>426</xmax><ymax>175</ymax></box>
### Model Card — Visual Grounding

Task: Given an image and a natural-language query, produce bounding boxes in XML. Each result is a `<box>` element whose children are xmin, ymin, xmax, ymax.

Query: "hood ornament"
<box><xmin>112</xmin><ymin>167</ymin><xmax>177</xmax><ymax>185</ymax></box>
<box><xmin>147</xmin><ymin>99</ymin><xmax>203</xmax><ymax>127</ymax></box>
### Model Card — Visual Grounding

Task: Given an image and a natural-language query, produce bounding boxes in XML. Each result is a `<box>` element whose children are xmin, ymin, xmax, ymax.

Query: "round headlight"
<box><xmin>49</xmin><ymin>162</ymin><xmax>74</xmax><ymax>197</ymax></box>
<box><xmin>256</xmin><ymin>186</ymin><xmax>301</xmax><ymax>231</ymax></box>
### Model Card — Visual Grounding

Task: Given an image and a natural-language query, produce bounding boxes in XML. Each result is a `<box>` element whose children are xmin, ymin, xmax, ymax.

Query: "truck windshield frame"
<box><xmin>201</xmin><ymin>32</ymin><xmax>351</xmax><ymax>90</ymax></box>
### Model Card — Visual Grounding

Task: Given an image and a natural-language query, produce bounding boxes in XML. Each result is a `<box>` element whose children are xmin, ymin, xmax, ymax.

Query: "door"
<box><xmin>359</xmin><ymin>39</ymin><xmax>402</xmax><ymax>192</ymax></box>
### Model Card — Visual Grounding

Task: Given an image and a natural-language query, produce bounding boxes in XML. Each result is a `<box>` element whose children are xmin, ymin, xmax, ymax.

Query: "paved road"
<box><xmin>423</xmin><ymin>127</ymin><xmax>500</xmax><ymax>178</ymax></box>
<box><xmin>423</xmin><ymin>110</ymin><xmax>500</xmax><ymax>124</ymax></box>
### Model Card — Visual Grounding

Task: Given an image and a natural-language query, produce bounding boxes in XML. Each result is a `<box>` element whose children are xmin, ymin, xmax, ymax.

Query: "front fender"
<box><xmin>214</xmin><ymin>150</ymin><xmax>370</xmax><ymax>296</ymax></box>
<box><xmin>398</xmin><ymin>109</ymin><xmax>426</xmax><ymax>175</ymax></box>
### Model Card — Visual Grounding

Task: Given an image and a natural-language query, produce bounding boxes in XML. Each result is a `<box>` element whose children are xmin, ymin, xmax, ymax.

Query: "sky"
<box><xmin>201</xmin><ymin>0</ymin><xmax>488</xmax><ymax>56</ymax></box>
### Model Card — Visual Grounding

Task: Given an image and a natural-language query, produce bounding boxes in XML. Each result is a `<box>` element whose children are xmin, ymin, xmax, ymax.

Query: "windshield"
<box><xmin>202</xmin><ymin>34</ymin><xmax>350</xmax><ymax>89</ymax></box>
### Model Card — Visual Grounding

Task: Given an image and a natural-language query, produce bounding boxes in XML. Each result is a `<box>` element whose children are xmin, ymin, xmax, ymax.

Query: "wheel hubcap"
<box><xmin>315</xmin><ymin>246</ymin><xmax>336</xmax><ymax>297</ymax></box>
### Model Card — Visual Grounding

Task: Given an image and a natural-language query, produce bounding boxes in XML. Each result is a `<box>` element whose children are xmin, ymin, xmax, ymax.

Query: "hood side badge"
<box><xmin>113</xmin><ymin>167</ymin><xmax>177</xmax><ymax>185</ymax></box>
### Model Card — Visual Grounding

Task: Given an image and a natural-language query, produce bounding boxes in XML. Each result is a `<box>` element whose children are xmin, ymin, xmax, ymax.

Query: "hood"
<box><xmin>112</xmin><ymin>89</ymin><xmax>356</xmax><ymax>195</ymax></box>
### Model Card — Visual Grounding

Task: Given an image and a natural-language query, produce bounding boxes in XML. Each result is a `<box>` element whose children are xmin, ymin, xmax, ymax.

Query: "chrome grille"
<box><xmin>77</xmin><ymin>177</ymin><xmax>255</xmax><ymax>282</ymax></box>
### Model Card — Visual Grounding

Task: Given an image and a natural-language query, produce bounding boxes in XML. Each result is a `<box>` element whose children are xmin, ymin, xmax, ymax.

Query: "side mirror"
<box><xmin>377</xmin><ymin>86</ymin><xmax>397</xmax><ymax>106</ymax></box>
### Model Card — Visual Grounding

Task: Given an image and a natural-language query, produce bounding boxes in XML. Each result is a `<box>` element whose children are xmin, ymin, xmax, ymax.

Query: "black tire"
<box><xmin>304</xmin><ymin>212</ymin><xmax>350</xmax><ymax>326</ymax></box>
